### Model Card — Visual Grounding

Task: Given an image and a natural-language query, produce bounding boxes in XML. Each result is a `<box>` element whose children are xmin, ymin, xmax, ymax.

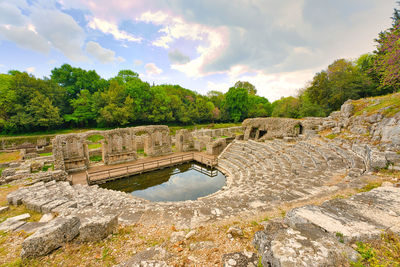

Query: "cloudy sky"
<box><xmin>0</xmin><ymin>0</ymin><xmax>395</xmax><ymax>101</ymax></box>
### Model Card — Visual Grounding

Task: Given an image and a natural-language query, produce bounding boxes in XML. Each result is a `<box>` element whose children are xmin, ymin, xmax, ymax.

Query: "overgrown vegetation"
<box><xmin>87</xmin><ymin>134</ymin><xmax>104</xmax><ymax>143</ymax></box>
<box><xmin>38</xmin><ymin>152</ymin><xmax>52</xmax><ymax>157</ymax></box>
<box><xmin>351</xmin><ymin>232</ymin><xmax>400</xmax><ymax>267</ymax></box>
<box><xmin>357</xmin><ymin>182</ymin><xmax>382</xmax><ymax>193</ymax></box>
<box><xmin>88</xmin><ymin>143</ymin><xmax>102</xmax><ymax>150</ymax></box>
<box><xmin>0</xmin><ymin>152</ymin><xmax>21</xmax><ymax>163</ymax></box>
<box><xmin>89</xmin><ymin>155</ymin><xmax>102</xmax><ymax>162</ymax></box>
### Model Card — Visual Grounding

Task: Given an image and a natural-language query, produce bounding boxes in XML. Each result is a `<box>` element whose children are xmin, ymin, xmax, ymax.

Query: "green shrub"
<box><xmin>89</xmin><ymin>155</ymin><xmax>102</xmax><ymax>162</ymax></box>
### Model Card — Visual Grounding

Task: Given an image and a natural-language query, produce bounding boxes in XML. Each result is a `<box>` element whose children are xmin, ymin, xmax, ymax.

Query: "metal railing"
<box><xmin>86</xmin><ymin>152</ymin><xmax>218</xmax><ymax>185</ymax></box>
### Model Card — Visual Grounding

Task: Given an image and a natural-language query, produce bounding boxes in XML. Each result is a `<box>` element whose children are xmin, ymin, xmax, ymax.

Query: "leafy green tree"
<box><xmin>234</xmin><ymin>81</ymin><xmax>257</xmax><ymax>95</ymax></box>
<box><xmin>224</xmin><ymin>87</ymin><xmax>249</xmax><ymax>122</ymax></box>
<box><xmin>247</xmin><ymin>95</ymin><xmax>272</xmax><ymax>118</ymax></box>
<box><xmin>26</xmin><ymin>92</ymin><xmax>63</xmax><ymax>128</ymax></box>
<box><xmin>51</xmin><ymin>64</ymin><xmax>108</xmax><ymax>99</ymax></box>
<box><xmin>64</xmin><ymin>90</ymin><xmax>96</xmax><ymax>126</ymax></box>
<box><xmin>97</xmin><ymin>81</ymin><xmax>134</xmax><ymax>126</ymax></box>
<box><xmin>271</xmin><ymin>96</ymin><xmax>300</xmax><ymax>118</ymax></box>
<box><xmin>374</xmin><ymin>6</ymin><xmax>400</xmax><ymax>91</ymax></box>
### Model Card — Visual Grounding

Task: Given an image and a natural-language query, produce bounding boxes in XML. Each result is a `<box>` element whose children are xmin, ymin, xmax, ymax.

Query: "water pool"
<box><xmin>99</xmin><ymin>162</ymin><xmax>226</xmax><ymax>202</ymax></box>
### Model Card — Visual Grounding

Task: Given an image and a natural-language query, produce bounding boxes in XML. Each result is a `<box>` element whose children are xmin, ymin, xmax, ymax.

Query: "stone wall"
<box><xmin>52</xmin><ymin>126</ymin><xmax>172</xmax><ymax>172</ymax></box>
<box><xmin>175</xmin><ymin>127</ymin><xmax>242</xmax><ymax>154</ymax></box>
<box><xmin>242</xmin><ymin>118</ymin><xmax>303</xmax><ymax>141</ymax></box>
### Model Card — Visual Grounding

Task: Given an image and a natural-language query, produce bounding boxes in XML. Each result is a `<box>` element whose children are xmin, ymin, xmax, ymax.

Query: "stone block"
<box><xmin>21</xmin><ymin>216</ymin><xmax>80</xmax><ymax>258</ymax></box>
<box><xmin>78</xmin><ymin>214</ymin><xmax>118</xmax><ymax>242</ymax></box>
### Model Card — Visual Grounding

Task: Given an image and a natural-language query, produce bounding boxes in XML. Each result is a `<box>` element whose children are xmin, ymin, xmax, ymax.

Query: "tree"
<box><xmin>51</xmin><ymin>64</ymin><xmax>108</xmax><ymax>99</ymax></box>
<box><xmin>26</xmin><ymin>92</ymin><xmax>63</xmax><ymax>128</ymax></box>
<box><xmin>65</xmin><ymin>90</ymin><xmax>96</xmax><ymax>126</ymax></box>
<box><xmin>224</xmin><ymin>87</ymin><xmax>249</xmax><ymax>122</ymax></box>
<box><xmin>271</xmin><ymin>97</ymin><xmax>300</xmax><ymax>118</ymax></box>
<box><xmin>97</xmin><ymin>81</ymin><xmax>134</xmax><ymax>126</ymax></box>
<box><xmin>374</xmin><ymin>5</ymin><xmax>400</xmax><ymax>91</ymax></box>
<box><xmin>234</xmin><ymin>81</ymin><xmax>257</xmax><ymax>95</ymax></box>
<box><xmin>247</xmin><ymin>95</ymin><xmax>272</xmax><ymax>118</ymax></box>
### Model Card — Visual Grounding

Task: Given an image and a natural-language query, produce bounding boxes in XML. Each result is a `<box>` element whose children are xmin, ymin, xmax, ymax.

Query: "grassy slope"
<box><xmin>353</xmin><ymin>92</ymin><xmax>400</xmax><ymax>117</ymax></box>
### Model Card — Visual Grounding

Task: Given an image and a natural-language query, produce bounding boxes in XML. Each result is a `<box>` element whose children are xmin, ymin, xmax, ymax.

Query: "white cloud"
<box><xmin>134</xmin><ymin>59</ymin><xmax>143</xmax><ymax>66</ymax></box>
<box><xmin>87</xmin><ymin>17</ymin><xmax>141</xmax><ymax>42</ymax></box>
<box><xmin>85</xmin><ymin>41</ymin><xmax>124</xmax><ymax>63</ymax></box>
<box><xmin>0</xmin><ymin>2</ymin><xmax>87</xmax><ymax>61</ymax></box>
<box><xmin>207</xmin><ymin>66</ymin><xmax>319</xmax><ymax>102</ymax></box>
<box><xmin>0</xmin><ymin>24</ymin><xmax>51</xmax><ymax>53</ymax></box>
<box><xmin>30</xmin><ymin>7</ymin><xmax>86</xmax><ymax>61</ymax></box>
<box><xmin>145</xmin><ymin>63</ymin><xmax>163</xmax><ymax>75</ymax></box>
<box><xmin>25</xmin><ymin>66</ymin><xmax>35</xmax><ymax>73</ymax></box>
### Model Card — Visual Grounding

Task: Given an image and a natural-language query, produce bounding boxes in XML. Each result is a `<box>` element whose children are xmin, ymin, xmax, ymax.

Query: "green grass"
<box><xmin>88</xmin><ymin>143</ymin><xmax>102</xmax><ymax>149</ymax></box>
<box><xmin>353</xmin><ymin>92</ymin><xmax>400</xmax><ymax>117</ymax></box>
<box><xmin>137</xmin><ymin>149</ymin><xmax>147</xmax><ymax>157</ymax></box>
<box><xmin>325</xmin><ymin>133</ymin><xmax>339</xmax><ymax>140</ymax></box>
<box><xmin>87</xmin><ymin>134</ymin><xmax>104</xmax><ymax>143</ymax></box>
<box><xmin>42</xmin><ymin>164</ymin><xmax>54</xmax><ymax>172</ymax></box>
<box><xmin>39</xmin><ymin>152</ymin><xmax>52</xmax><ymax>157</ymax></box>
<box><xmin>89</xmin><ymin>155</ymin><xmax>102</xmax><ymax>162</ymax></box>
<box><xmin>358</xmin><ymin>182</ymin><xmax>382</xmax><ymax>193</ymax></box>
<box><xmin>0</xmin><ymin>168</ymin><xmax>4</xmax><ymax>176</ymax></box>
<box><xmin>0</xmin><ymin>152</ymin><xmax>21</xmax><ymax>163</ymax></box>
<box><xmin>351</xmin><ymin>232</ymin><xmax>400</xmax><ymax>267</ymax></box>
<box><xmin>0</xmin><ymin>205</ymin><xmax>42</xmax><ymax>224</ymax></box>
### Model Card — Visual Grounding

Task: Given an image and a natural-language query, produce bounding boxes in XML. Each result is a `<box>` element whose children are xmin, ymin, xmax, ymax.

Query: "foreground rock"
<box><xmin>222</xmin><ymin>251</ymin><xmax>258</xmax><ymax>267</ymax></box>
<box><xmin>21</xmin><ymin>216</ymin><xmax>80</xmax><ymax>258</ymax></box>
<box><xmin>0</xmin><ymin>213</ymin><xmax>30</xmax><ymax>232</ymax></box>
<box><xmin>254</xmin><ymin>186</ymin><xmax>400</xmax><ymax>266</ymax></box>
<box><xmin>116</xmin><ymin>246</ymin><xmax>171</xmax><ymax>267</ymax></box>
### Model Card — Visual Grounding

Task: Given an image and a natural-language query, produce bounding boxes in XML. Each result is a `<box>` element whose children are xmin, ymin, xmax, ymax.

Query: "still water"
<box><xmin>99</xmin><ymin>162</ymin><xmax>226</xmax><ymax>202</ymax></box>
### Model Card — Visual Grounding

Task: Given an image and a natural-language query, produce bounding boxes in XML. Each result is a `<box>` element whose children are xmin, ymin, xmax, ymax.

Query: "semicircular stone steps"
<box><xmin>8</xmin><ymin>137</ymin><xmax>368</xmax><ymax>230</ymax></box>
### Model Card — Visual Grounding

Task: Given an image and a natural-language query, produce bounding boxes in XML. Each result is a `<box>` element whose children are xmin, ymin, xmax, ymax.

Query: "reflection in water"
<box><xmin>100</xmin><ymin>162</ymin><xmax>226</xmax><ymax>202</ymax></box>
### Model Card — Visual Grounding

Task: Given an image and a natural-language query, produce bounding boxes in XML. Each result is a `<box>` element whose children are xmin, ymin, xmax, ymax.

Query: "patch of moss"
<box><xmin>358</xmin><ymin>182</ymin><xmax>381</xmax><ymax>193</ymax></box>
<box><xmin>39</xmin><ymin>152</ymin><xmax>52</xmax><ymax>157</ymax></box>
<box><xmin>325</xmin><ymin>133</ymin><xmax>339</xmax><ymax>140</ymax></box>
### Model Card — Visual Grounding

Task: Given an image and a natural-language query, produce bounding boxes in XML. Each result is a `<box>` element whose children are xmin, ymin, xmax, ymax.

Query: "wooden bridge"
<box><xmin>85</xmin><ymin>152</ymin><xmax>218</xmax><ymax>185</ymax></box>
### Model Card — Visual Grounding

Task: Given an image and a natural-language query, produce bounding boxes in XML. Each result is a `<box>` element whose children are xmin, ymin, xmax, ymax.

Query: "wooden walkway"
<box><xmin>70</xmin><ymin>152</ymin><xmax>217</xmax><ymax>185</ymax></box>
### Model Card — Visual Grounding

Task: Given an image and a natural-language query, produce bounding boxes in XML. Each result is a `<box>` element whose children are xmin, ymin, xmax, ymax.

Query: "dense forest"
<box><xmin>0</xmin><ymin>7</ymin><xmax>399</xmax><ymax>134</ymax></box>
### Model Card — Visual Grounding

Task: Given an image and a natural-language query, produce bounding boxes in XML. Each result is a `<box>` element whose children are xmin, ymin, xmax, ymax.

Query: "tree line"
<box><xmin>0</xmin><ymin>5</ymin><xmax>398</xmax><ymax>133</ymax></box>
<box><xmin>0</xmin><ymin>67</ymin><xmax>272</xmax><ymax>133</ymax></box>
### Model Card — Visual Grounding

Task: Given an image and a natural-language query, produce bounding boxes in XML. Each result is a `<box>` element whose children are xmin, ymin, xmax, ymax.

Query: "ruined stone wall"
<box><xmin>242</xmin><ymin>118</ymin><xmax>302</xmax><ymax>141</ymax></box>
<box><xmin>52</xmin><ymin>125</ymin><xmax>172</xmax><ymax>172</ymax></box>
<box><xmin>175</xmin><ymin>127</ymin><xmax>242</xmax><ymax>153</ymax></box>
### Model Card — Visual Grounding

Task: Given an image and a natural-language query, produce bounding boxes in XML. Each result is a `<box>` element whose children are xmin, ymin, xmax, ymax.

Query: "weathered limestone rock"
<box><xmin>0</xmin><ymin>213</ymin><xmax>30</xmax><ymax>232</ymax></box>
<box><xmin>254</xmin><ymin>220</ymin><xmax>358</xmax><ymax>267</ymax></box>
<box><xmin>227</xmin><ymin>226</ymin><xmax>243</xmax><ymax>237</ymax></box>
<box><xmin>222</xmin><ymin>251</ymin><xmax>258</xmax><ymax>267</ymax></box>
<box><xmin>340</xmin><ymin>100</ymin><xmax>354</xmax><ymax>118</ymax></box>
<box><xmin>255</xmin><ymin>187</ymin><xmax>400</xmax><ymax>266</ymax></box>
<box><xmin>0</xmin><ymin>206</ymin><xmax>9</xmax><ymax>213</ymax></box>
<box><xmin>170</xmin><ymin>231</ymin><xmax>186</xmax><ymax>243</ymax></box>
<box><xmin>368</xmin><ymin>149</ymin><xmax>387</xmax><ymax>170</ymax></box>
<box><xmin>1</xmin><ymin>168</ymin><xmax>16</xmax><ymax>177</ymax></box>
<box><xmin>78</xmin><ymin>213</ymin><xmax>118</xmax><ymax>242</ymax></box>
<box><xmin>21</xmin><ymin>216</ymin><xmax>80</xmax><ymax>258</ymax></box>
<box><xmin>116</xmin><ymin>246</ymin><xmax>171</xmax><ymax>267</ymax></box>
